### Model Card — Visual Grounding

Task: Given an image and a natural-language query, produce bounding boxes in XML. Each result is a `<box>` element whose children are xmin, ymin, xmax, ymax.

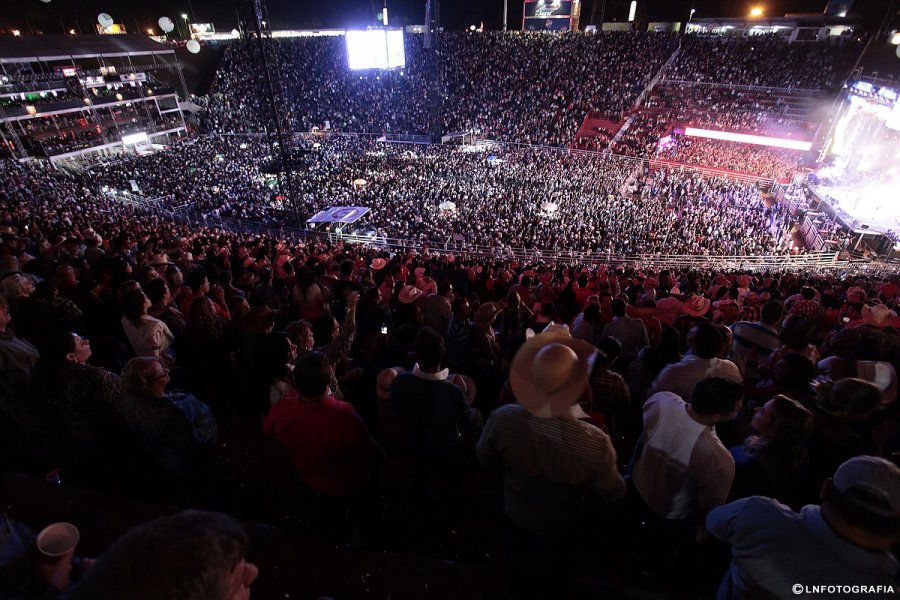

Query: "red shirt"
<box><xmin>263</xmin><ymin>394</ymin><xmax>380</xmax><ymax>496</ymax></box>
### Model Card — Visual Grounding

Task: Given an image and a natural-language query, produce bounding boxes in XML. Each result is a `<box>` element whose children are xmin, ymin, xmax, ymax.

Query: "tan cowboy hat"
<box><xmin>399</xmin><ymin>285</ymin><xmax>423</xmax><ymax>304</ymax></box>
<box><xmin>474</xmin><ymin>302</ymin><xmax>502</xmax><ymax>327</ymax></box>
<box><xmin>371</xmin><ymin>258</ymin><xmax>387</xmax><ymax>271</ymax></box>
<box><xmin>149</xmin><ymin>253</ymin><xmax>171</xmax><ymax>266</ymax></box>
<box><xmin>682</xmin><ymin>295</ymin><xmax>711</xmax><ymax>318</ymax></box>
<box><xmin>862</xmin><ymin>304</ymin><xmax>897</xmax><ymax>328</ymax></box>
<box><xmin>449</xmin><ymin>373</ymin><xmax>477</xmax><ymax>405</ymax></box>
<box><xmin>509</xmin><ymin>332</ymin><xmax>596</xmax><ymax>419</ymax></box>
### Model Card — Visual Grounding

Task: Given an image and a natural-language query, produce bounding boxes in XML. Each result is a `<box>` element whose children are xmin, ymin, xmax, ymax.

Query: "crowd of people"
<box><xmin>204</xmin><ymin>31</ymin><xmax>678</xmax><ymax>147</ymax></box>
<box><xmin>646</xmin><ymin>81</ymin><xmax>821</xmax><ymax>138</ymax></box>
<box><xmin>86</xmin><ymin>135</ymin><xmax>798</xmax><ymax>256</ymax></box>
<box><xmin>666</xmin><ymin>34</ymin><xmax>855</xmax><ymax>90</ymax></box>
<box><xmin>657</xmin><ymin>135</ymin><xmax>810</xmax><ymax>182</ymax></box>
<box><xmin>1</xmin><ymin>150</ymin><xmax>899</xmax><ymax>596</ymax></box>
<box><xmin>200</xmin><ymin>31</ymin><xmax>852</xmax><ymax>153</ymax></box>
<box><xmin>2</xmin><ymin>28</ymin><xmax>897</xmax><ymax>600</ymax></box>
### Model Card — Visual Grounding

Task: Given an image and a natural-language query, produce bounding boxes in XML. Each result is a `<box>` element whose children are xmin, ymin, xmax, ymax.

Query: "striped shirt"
<box><xmin>478</xmin><ymin>403</ymin><xmax>625</xmax><ymax>538</ymax></box>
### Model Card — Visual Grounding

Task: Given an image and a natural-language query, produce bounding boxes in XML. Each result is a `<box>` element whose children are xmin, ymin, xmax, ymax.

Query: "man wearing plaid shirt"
<box><xmin>788</xmin><ymin>287</ymin><xmax>823</xmax><ymax>319</ymax></box>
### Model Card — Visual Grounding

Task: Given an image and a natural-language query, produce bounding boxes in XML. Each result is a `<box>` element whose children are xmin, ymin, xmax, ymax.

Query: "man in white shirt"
<box><xmin>650</xmin><ymin>321</ymin><xmax>742</xmax><ymax>401</ymax></box>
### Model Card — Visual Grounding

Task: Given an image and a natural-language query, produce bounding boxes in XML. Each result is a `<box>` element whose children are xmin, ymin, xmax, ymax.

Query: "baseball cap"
<box><xmin>833</xmin><ymin>456</ymin><xmax>900</xmax><ymax>516</ymax></box>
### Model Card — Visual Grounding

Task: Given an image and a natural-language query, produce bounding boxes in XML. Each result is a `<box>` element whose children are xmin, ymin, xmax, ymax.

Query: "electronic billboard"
<box><xmin>345</xmin><ymin>29</ymin><xmax>405</xmax><ymax>70</ymax></box>
<box><xmin>523</xmin><ymin>0</ymin><xmax>578</xmax><ymax>31</ymax></box>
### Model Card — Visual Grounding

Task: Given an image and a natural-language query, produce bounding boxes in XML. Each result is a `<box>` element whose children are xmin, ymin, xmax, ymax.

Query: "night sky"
<box><xmin>6</xmin><ymin>0</ymin><xmax>896</xmax><ymax>35</ymax></box>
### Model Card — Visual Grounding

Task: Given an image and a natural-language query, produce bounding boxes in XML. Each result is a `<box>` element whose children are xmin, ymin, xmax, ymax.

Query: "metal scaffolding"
<box><xmin>235</xmin><ymin>0</ymin><xmax>301</xmax><ymax>223</ymax></box>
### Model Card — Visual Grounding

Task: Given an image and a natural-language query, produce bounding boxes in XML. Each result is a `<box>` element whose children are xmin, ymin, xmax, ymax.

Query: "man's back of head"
<box><xmin>293</xmin><ymin>350</ymin><xmax>331</xmax><ymax>400</ymax></box>
<box><xmin>691</xmin><ymin>377</ymin><xmax>744</xmax><ymax>421</ymax></box>
<box><xmin>760</xmin><ymin>300</ymin><xmax>784</xmax><ymax>326</ymax></box>
<box><xmin>72</xmin><ymin>510</ymin><xmax>255</xmax><ymax>600</ymax></box>
<box><xmin>610</xmin><ymin>298</ymin><xmax>627</xmax><ymax>318</ymax></box>
<box><xmin>415</xmin><ymin>326</ymin><xmax>446</xmax><ymax>371</ymax></box>
<box><xmin>689</xmin><ymin>321</ymin><xmax>723</xmax><ymax>359</ymax></box>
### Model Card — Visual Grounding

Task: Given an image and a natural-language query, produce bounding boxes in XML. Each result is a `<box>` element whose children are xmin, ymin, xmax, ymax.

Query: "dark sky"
<box><xmin>7</xmin><ymin>0</ymin><xmax>896</xmax><ymax>34</ymax></box>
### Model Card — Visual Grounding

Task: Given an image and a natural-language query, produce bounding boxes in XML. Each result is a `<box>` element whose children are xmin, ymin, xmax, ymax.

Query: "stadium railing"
<box><xmin>657</xmin><ymin>79</ymin><xmax>829</xmax><ymax>97</ymax></box>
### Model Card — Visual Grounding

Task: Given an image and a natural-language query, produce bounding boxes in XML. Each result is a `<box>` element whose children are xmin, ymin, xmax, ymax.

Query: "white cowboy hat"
<box><xmin>862</xmin><ymin>304</ymin><xmax>897</xmax><ymax>328</ymax></box>
<box><xmin>682</xmin><ymin>295</ymin><xmax>711</xmax><ymax>318</ymax></box>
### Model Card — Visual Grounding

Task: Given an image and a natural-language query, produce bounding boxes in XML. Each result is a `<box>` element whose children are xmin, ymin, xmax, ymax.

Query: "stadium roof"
<box><xmin>0</xmin><ymin>35</ymin><xmax>175</xmax><ymax>64</ymax></box>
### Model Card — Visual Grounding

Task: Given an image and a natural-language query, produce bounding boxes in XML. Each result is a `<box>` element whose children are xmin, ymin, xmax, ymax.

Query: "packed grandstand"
<box><xmin>2</xmin><ymin>22</ymin><xmax>900</xmax><ymax>600</ymax></box>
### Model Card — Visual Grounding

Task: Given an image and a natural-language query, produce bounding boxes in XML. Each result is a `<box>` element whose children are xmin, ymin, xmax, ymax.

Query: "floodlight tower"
<box><xmin>235</xmin><ymin>0</ymin><xmax>301</xmax><ymax>223</ymax></box>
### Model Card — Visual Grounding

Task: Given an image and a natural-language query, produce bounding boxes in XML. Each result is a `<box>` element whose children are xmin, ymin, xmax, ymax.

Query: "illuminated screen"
<box><xmin>121</xmin><ymin>132</ymin><xmax>149</xmax><ymax>145</ymax></box>
<box><xmin>345</xmin><ymin>29</ymin><xmax>405</xmax><ymax>70</ymax></box>
<box><xmin>684</xmin><ymin>127</ymin><xmax>813</xmax><ymax>151</ymax></box>
<box><xmin>523</xmin><ymin>1</ymin><xmax>574</xmax><ymax>17</ymax></box>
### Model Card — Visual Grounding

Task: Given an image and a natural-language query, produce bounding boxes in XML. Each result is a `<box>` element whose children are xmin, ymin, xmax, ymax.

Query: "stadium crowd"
<box><xmin>1</xmin><ymin>149</ymin><xmax>899</xmax><ymax>597</ymax></box>
<box><xmin>205</xmin><ymin>31</ymin><xmax>677</xmax><ymax>146</ymax></box>
<box><xmin>2</xmin><ymin>28</ymin><xmax>897</xmax><ymax>600</ymax></box>
<box><xmin>657</xmin><ymin>135</ymin><xmax>810</xmax><ymax>181</ymax></box>
<box><xmin>666</xmin><ymin>34</ymin><xmax>854</xmax><ymax>90</ymax></box>
<box><xmin>645</xmin><ymin>82</ymin><xmax>820</xmax><ymax>138</ymax></box>
<box><xmin>85</xmin><ymin>135</ymin><xmax>794</xmax><ymax>255</ymax></box>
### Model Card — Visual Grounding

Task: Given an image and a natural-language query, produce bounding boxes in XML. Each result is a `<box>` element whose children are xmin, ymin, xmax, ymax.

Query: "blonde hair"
<box><xmin>122</xmin><ymin>356</ymin><xmax>162</xmax><ymax>398</ymax></box>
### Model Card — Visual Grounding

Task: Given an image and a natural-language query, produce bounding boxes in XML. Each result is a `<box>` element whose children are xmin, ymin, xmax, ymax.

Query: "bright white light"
<box><xmin>121</xmin><ymin>132</ymin><xmax>148</xmax><ymax>145</ymax></box>
<box><xmin>683</xmin><ymin>127</ymin><xmax>812</xmax><ymax>151</ymax></box>
<box><xmin>628</xmin><ymin>1</ymin><xmax>637</xmax><ymax>22</ymax></box>
<box><xmin>887</xmin><ymin>100</ymin><xmax>900</xmax><ymax>132</ymax></box>
<box><xmin>345</xmin><ymin>29</ymin><xmax>405</xmax><ymax>70</ymax></box>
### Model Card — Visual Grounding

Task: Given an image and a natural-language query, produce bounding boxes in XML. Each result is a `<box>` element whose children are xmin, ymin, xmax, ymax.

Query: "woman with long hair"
<box><xmin>34</xmin><ymin>330</ymin><xmax>135</xmax><ymax>489</ymax></box>
<box><xmin>248</xmin><ymin>332</ymin><xmax>298</xmax><ymax>416</ymax></box>
<box><xmin>180</xmin><ymin>296</ymin><xmax>240</xmax><ymax>415</ymax></box>
<box><xmin>120</xmin><ymin>289</ymin><xmax>174</xmax><ymax>360</ymax></box>
<box><xmin>729</xmin><ymin>395</ymin><xmax>814</xmax><ymax>507</ymax></box>
<box><xmin>292</xmin><ymin>266</ymin><xmax>327</xmax><ymax>321</ymax></box>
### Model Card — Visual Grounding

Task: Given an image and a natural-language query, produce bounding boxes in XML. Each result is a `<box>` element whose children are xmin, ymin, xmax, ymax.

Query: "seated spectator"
<box><xmin>263</xmin><ymin>350</ymin><xmax>382</xmax><ymax>497</ymax></box>
<box><xmin>627</xmin><ymin>326</ymin><xmax>682</xmax><ymax>408</ymax></box>
<box><xmin>119</xmin><ymin>356</ymin><xmax>218</xmax><ymax>480</ymax></box>
<box><xmin>71</xmin><ymin>510</ymin><xmax>258</xmax><ymax>600</ymax></box>
<box><xmin>802</xmin><ymin>377</ymin><xmax>885</xmax><ymax>499</ymax></box>
<box><xmin>650</xmin><ymin>321</ymin><xmax>742</xmax><ymax>401</ymax></box>
<box><xmin>249</xmin><ymin>332</ymin><xmax>298</xmax><ymax>414</ymax></box>
<box><xmin>729</xmin><ymin>299</ymin><xmax>783</xmax><ymax>384</ymax></box>
<box><xmin>120</xmin><ymin>290</ymin><xmax>174</xmax><ymax>360</ymax></box>
<box><xmin>729</xmin><ymin>394</ymin><xmax>814</xmax><ymax>507</ymax></box>
<box><xmin>707</xmin><ymin>456</ymin><xmax>900</xmax><ymax>600</ymax></box>
<box><xmin>0</xmin><ymin>293</ymin><xmax>41</xmax><ymax>422</ymax></box>
<box><xmin>600</xmin><ymin>298</ymin><xmax>649</xmax><ymax>371</ymax></box>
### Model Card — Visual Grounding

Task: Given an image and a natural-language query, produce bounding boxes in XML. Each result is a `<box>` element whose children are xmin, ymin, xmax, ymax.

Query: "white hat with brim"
<box><xmin>682</xmin><ymin>295</ymin><xmax>711</xmax><ymax>318</ymax></box>
<box><xmin>509</xmin><ymin>332</ymin><xmax>597</xmax><ymax>420</ymax></box>
<box><xmin>399</xmin><ymin>285</ymin><xmax>423</xmax><ymax>304</ymax></box>
<box><xmin>862</xmin><ymin>304</ymin><xmax>896</xmax><ymax>328</ymax></box>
